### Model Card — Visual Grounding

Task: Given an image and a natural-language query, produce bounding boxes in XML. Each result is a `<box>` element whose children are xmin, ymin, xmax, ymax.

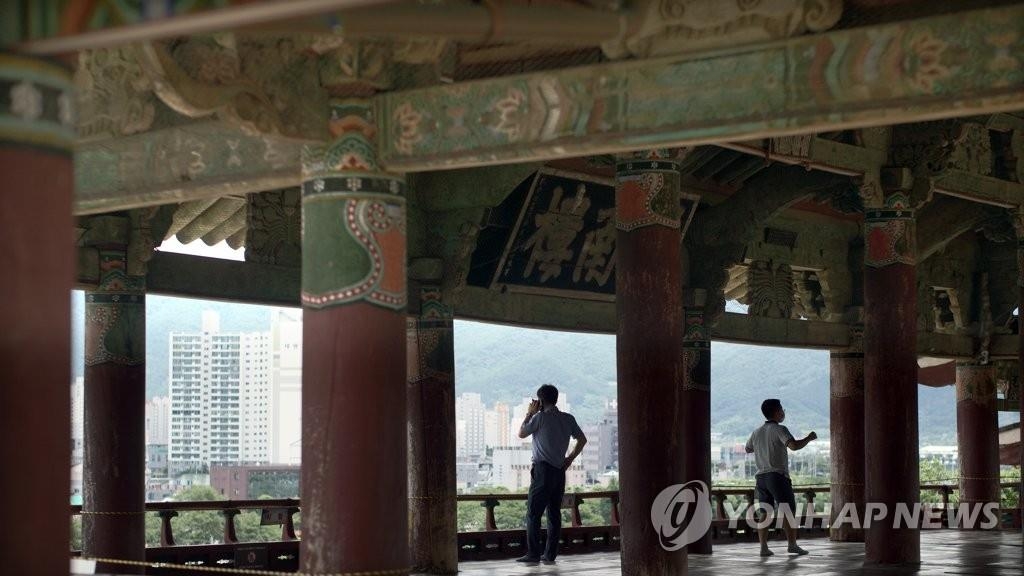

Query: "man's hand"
<box><xmin>518</xmin><ymin>400</ymin><xmax>542</xmax><ymax>439</ymax></box>
<box><xmin>807</xmin><ymin>431</ymin><xmax>818</xmax><ymax>441</ymax></box>
<box><xmin>563</xmin><ymin>456</ymin><xmax>575</xmax><ymax>470</ymax></box>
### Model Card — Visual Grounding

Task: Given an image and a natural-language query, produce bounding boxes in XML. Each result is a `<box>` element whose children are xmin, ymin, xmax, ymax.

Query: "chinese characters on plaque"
<box><xmin>489</xmin><ymin>170</ymin><xmax>699</xmax><ymax>301</ymax></box>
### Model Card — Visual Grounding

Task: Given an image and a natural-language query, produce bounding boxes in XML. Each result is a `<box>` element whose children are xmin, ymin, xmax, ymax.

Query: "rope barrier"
<box><xmin>78</xmin><ymin>556</ymin><xmax>410</xmax><ymax>576</ymax></box>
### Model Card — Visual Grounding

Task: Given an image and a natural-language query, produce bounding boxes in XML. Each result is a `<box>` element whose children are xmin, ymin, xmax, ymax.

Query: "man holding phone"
<box><xmin>515</xmin><ymin>384</ymin><xmax>587</xmax><ymax>565</ymax></box>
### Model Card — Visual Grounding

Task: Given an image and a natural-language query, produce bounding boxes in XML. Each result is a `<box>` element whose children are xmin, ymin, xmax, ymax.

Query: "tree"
<box><xmin>235</xmin><ymin>509</ymin><xmax>286</xmax><ymax>542</ymax></box>
<box><xmin>919</xmin><ymin>458</ymin><xmax>958</xmax><ymax>505</ymax></box>
<box><xmin>70</xmin><ymin>517</ymin><xmax>82</xmax><ymax>551</ymax></box>
<box><xmin>456</xmin><ymin>501</ymin><xmax>485</xmax><ymax>532</ymax></box>
<box><xmin>167</xmin><ymin>485</ymin><xmax>226</xmax><ymax>545</ymax></box>
<box><xmin>1001</xmin><ymin>467</ymin><xmax>1020</xmax><ymax>509</ymax></box>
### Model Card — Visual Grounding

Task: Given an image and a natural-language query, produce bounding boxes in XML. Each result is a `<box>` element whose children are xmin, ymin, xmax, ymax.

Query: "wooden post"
<box><xmin>941</xmin><ymin>487</ymin><xmax>951</xmax><ymax>528</ymax></box>
<box><xmin>281</xmin><ymin>507</ymin><xmax>298</xmax><ymax>541</ymax></box>
<box><xmin>830</xmin><ymin>342</ymin><xmax>865</xmax><ymax>542</ymax></box>
<box><xmin>408</xmin><ymin>287</ymin><xmax>458</xmax><ymax>574</ymax></box>
<box><xmin>682</xmin><ymin>306</ymin><xmax>712</xmax><ymax>554</ymax></box>
<box><xmin>956</xmin><ymin>363</ymin><xmax>1000</xmax><ymax>529</ymax></box>
<box><xmin>802</xmin><ymin>491</ymin><xmax>815</xmax><ymax>528</ymax></box>
<box><xmin>570</xmin><ymin>495</ymin><xmax>584</xmax><ymax>528</ymax></box>
<box><xmin>299</xmin><ymin>99</ymin><xmax>408</xmax><ymax>575</ymax></box>
<box><xmin>483</xmin><ymin>499</ymin><xmax>499</xmax><ymax>531</ymax></box>
<box><xmin>158</xmin><ymin>510</ymin><xmax>178</xmax><ymax>546</ymax></box>
<box><xmin>0</xmin><ymin>53</ymin><xmax>75</xmax><ymax>576</ymax></box>
<box><xmin>610</xmin><ymin>494</ymin><xmax>621</xmax><ymax>526</ymax></box>
<box><xmin>222</xmin><ymin>508</ymin><xmax>241</xmax><ymax>544</ymax></box>
<box><xmin>714</xmin><ymin>492</ymin><xmax>727</xmax><ymax>521</ymax></box>
<box><xmin>616</xmin><ymin>150</ymin><xmax>687</xmax><ymax>575</ymax></box>
<box><xmin>82</xmin><ymin>216</ymin><xmax>146</xmax><ymax>574</ymax></box>
<box><xmin>863</xmin><ymin>189</ymin><xmax>920</xmax><ymax>565</ymax></box>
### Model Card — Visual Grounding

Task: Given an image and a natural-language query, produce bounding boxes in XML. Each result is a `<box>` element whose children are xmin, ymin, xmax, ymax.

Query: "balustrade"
<box><xmin>67</xmin><ymin>483</ymin><xmax>1021</xmax><ymax>569</ymax></box>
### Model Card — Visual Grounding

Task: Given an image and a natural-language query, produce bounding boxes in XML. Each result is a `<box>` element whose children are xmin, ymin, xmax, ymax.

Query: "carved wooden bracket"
<box><xmin>135</xmin><ymin>36</ymin><xmax>328</xmax><ymax>140</ymax></box>
<box><xmin>603</xmin><ymin>0</ymin><xmax>843</xmax><ymax>59</ymax></box>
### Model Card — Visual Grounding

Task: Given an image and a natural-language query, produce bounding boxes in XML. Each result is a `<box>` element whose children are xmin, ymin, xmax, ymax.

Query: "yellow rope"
<box><xmin>80</xmin><ymin>557</ymin><xmax>409</xmax><ymax>576</ymax></box>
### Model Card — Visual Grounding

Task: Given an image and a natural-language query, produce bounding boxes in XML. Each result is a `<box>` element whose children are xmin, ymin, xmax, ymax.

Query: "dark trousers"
<box><xmin>525</xmin><ymin>461</ymin><xmax>566</xmax><ymax>560</ymax></box>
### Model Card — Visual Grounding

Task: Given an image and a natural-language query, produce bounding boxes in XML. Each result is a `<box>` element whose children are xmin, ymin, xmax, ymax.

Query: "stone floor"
<box><xmin>448</xmin><ymin>532</ymin><xmax>1022</xmax><ymax>576</ymax></box>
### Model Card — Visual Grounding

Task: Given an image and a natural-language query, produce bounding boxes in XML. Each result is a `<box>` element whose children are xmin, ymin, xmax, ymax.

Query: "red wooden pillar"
<box><xmin>300</xmin><ymin>100</ymin><xmax>408</xmax><ymax>575</ymax></box>
<box><xmin>82</xmin><ymin>218</ymin><xmax>147</xmax><ymax>574</ymax></box>
<box><xmin>407</xmin><ymin>288</ymin><xmax>457</xmax><ymax>573</ymax></box>
<box><xmin>616</xmin><ymin>150</ymin><xmax>687</xmax><ymax>575</ymax></box>
<box><xmin>681</xmin><ymin>308</ymin><xmax>711</xmax><ymax>555</ymax></box>
<box><xmin>955</xmin><ymin>363</ymin><xmax>1000</xmax><ymax>528</ymax></box>
<box><xmin>0</xmin><ymin>53</ymin><xmax>74</xmax><ymax>576</ymax></box>
<box><xmin>863</xmin><ymin>192</ymin><xmax>920</xmax><ymax>565</ymax></box>
<box><xmin>829</xmin><ymin>346</ymin><xmax>865</xmax><ymax>542</ymax></box>
<box><xmin>1018</xmin><ymin>227</ymin><xmax>1024</xmax><ymax>538</ymax></box>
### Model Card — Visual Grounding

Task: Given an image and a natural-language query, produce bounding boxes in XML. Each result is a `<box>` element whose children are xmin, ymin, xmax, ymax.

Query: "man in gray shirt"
<box><xmin>516</xmin><ymin>384</ymin><xmax>587</xmax><ymax>565</ymax></box>
<box><xmin>745</xmin><ymin>398</ymin><xmax>817</xmax><ymax>557</ymax></box>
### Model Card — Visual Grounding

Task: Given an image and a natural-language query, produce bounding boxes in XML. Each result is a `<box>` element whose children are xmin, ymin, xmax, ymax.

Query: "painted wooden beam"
<box><xmin>718</xmin><ymin>138</ymin><xmax>888</xmax><ymax>177</ymax></box>
<box><xmin>378</xmin><ymin>4</ymin><xmax>1024</xmax><ymax>171</ymax></box>
<box><xmin>934</xmin><ymin>169</ymin><xmax>1024</xmax><ymax>209</ymax></box>
<box><xmin>133</xmin><ymin>253</ymin><xmax>1019</xmax><ymax>359</ymax></box>
<box><xmin>74</xmin><ymin>121</ymin><xmax>304</xmax><ymax>215</ymax></box>
<box><xmin>145</xmin><ymin>251</ymin><xmax>300</xmax><ymax>307</ymax></box>
<box><xmin>713</xmin><ymin>312</ymin><xmax>850</xmax><ymax>349</ymax></box>
<box><xmin>916</xmin><ymin>196</ymin><xmax>994</xmax><ymax>261</ymax></box>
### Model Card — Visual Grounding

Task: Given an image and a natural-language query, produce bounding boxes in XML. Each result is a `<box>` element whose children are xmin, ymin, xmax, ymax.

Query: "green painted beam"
<box><xmin>378</xmin><ymin>4</ymin><xmax>1024</xmax><ymax>171</ymax></box>
<box><xmin>74</xmin><ymin>121</ymin><xmax>305</xmax><ymax>214</ymax></box>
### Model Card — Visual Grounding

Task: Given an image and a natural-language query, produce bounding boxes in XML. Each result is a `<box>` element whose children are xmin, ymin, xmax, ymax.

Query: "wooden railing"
<box><xmin>69</xmin><ymin>482</ymin><xmax>1022</xmax><ymax>570</ymax></box>
<box><xmin>70</xmin><ymin>499</ymin><xmax>301</xmax><ymax>573</ymax></box>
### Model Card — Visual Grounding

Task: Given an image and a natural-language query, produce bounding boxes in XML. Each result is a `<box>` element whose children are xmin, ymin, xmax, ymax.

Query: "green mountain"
<box><xmin>71</xmin><ymin>294</ymin><xmax>1009</xmax><ymax>444</ymax></box>
<box><xmin>454</xmin><ymin>318</ymin><xmax>969</xmax><ymax>443</ymax></box>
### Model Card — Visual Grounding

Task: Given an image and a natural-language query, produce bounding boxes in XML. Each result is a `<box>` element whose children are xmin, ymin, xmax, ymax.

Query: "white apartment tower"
<box><xmin>145</xmin><ymin>396</ymin><xmax>171</xmax><ymax>445</ymax></box>
<box><xmin>169</xmin><ymin>311</ymin><xmax>272</xmax><ymax>475</ymax></box>
<box><xmin>270</xmin><ymin>309</ymin><xmax>302</xmax><ymax>464</ymax></box>
<box><xmin>71</xmin><ymin>377</ymin><xmax>84</xmax><ymax>466</ymax></box>
<box><xmin>455</xmin><ymin>392</ymin><xmax>487</xmax><ymax>458</ymax></box>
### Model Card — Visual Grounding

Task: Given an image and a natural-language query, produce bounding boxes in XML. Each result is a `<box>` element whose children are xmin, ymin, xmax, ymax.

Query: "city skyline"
<box><xmin>66</xmin><ymin>295</ymin><xmax>1007</xmax><ymax>499</ymax></box>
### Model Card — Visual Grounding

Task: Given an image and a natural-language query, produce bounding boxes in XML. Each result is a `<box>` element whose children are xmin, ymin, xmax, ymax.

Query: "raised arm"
<box><xmin>786</xmin><ymin>431</ymin><xmax>818</xmax><ymax>451</ymax></box>
<box><xmin>518</xmin><ymin>400</ymin><xmax>541</xmax><ymax>439</ymax></box>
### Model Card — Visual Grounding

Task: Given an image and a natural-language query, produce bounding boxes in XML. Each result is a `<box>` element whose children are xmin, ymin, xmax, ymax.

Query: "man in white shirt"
<box><xmin>745</xmin><ymin>398</ymin><xmax>817</xmax><ymax>557</ymax></box>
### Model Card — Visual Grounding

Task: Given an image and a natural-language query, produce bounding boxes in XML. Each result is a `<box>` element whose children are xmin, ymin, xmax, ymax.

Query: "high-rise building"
<box><xmin>145</xmin><ymin>396</ymin><xmax>171</xmax><ymax>445</ymax></box>
<box><xmin>484</xmin><ymin>401</ymin><xmax>512</xmax><ymax>448</ymax></box>
<box><xmin>509</xmin><ymin>397</ymin><xmax>534</xmax><ymax>447</ymax></box>
<box><xmin>494</xmin><ymin>402</ymin><xmax>511</xmax><ymax>448</ymax></box>
<box><xmin>484</xmin><ymin>409</ymin><xmax>500</xmax><ymax>449</ymax></box>
<box><xmin>71</xmin><ymin>377</ymin><xmax>84</xmax><ymax>466</ymax></box>
<box><xmin>168</xmin><ymin>311</ymin><xmax>272</xmax><ymax>475</ymax></box>
<box><xmin>455</xmin><ymin>392</ymin><xmax>486</xmax><ymax>458</ymax></box>
<box><xmin>582</xmin><ymin>399</ymin><xmax>618</xmax><ymax>482</ymax></box>
<box><xmin>270</xmin><ymin>309</ymin><xmax>302</xmax><ymax>464</ymax></box>
<box><xmin>492</xmin><ymin>446</ymin><xmax>586</xmax><ymax>490</ymax></box>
